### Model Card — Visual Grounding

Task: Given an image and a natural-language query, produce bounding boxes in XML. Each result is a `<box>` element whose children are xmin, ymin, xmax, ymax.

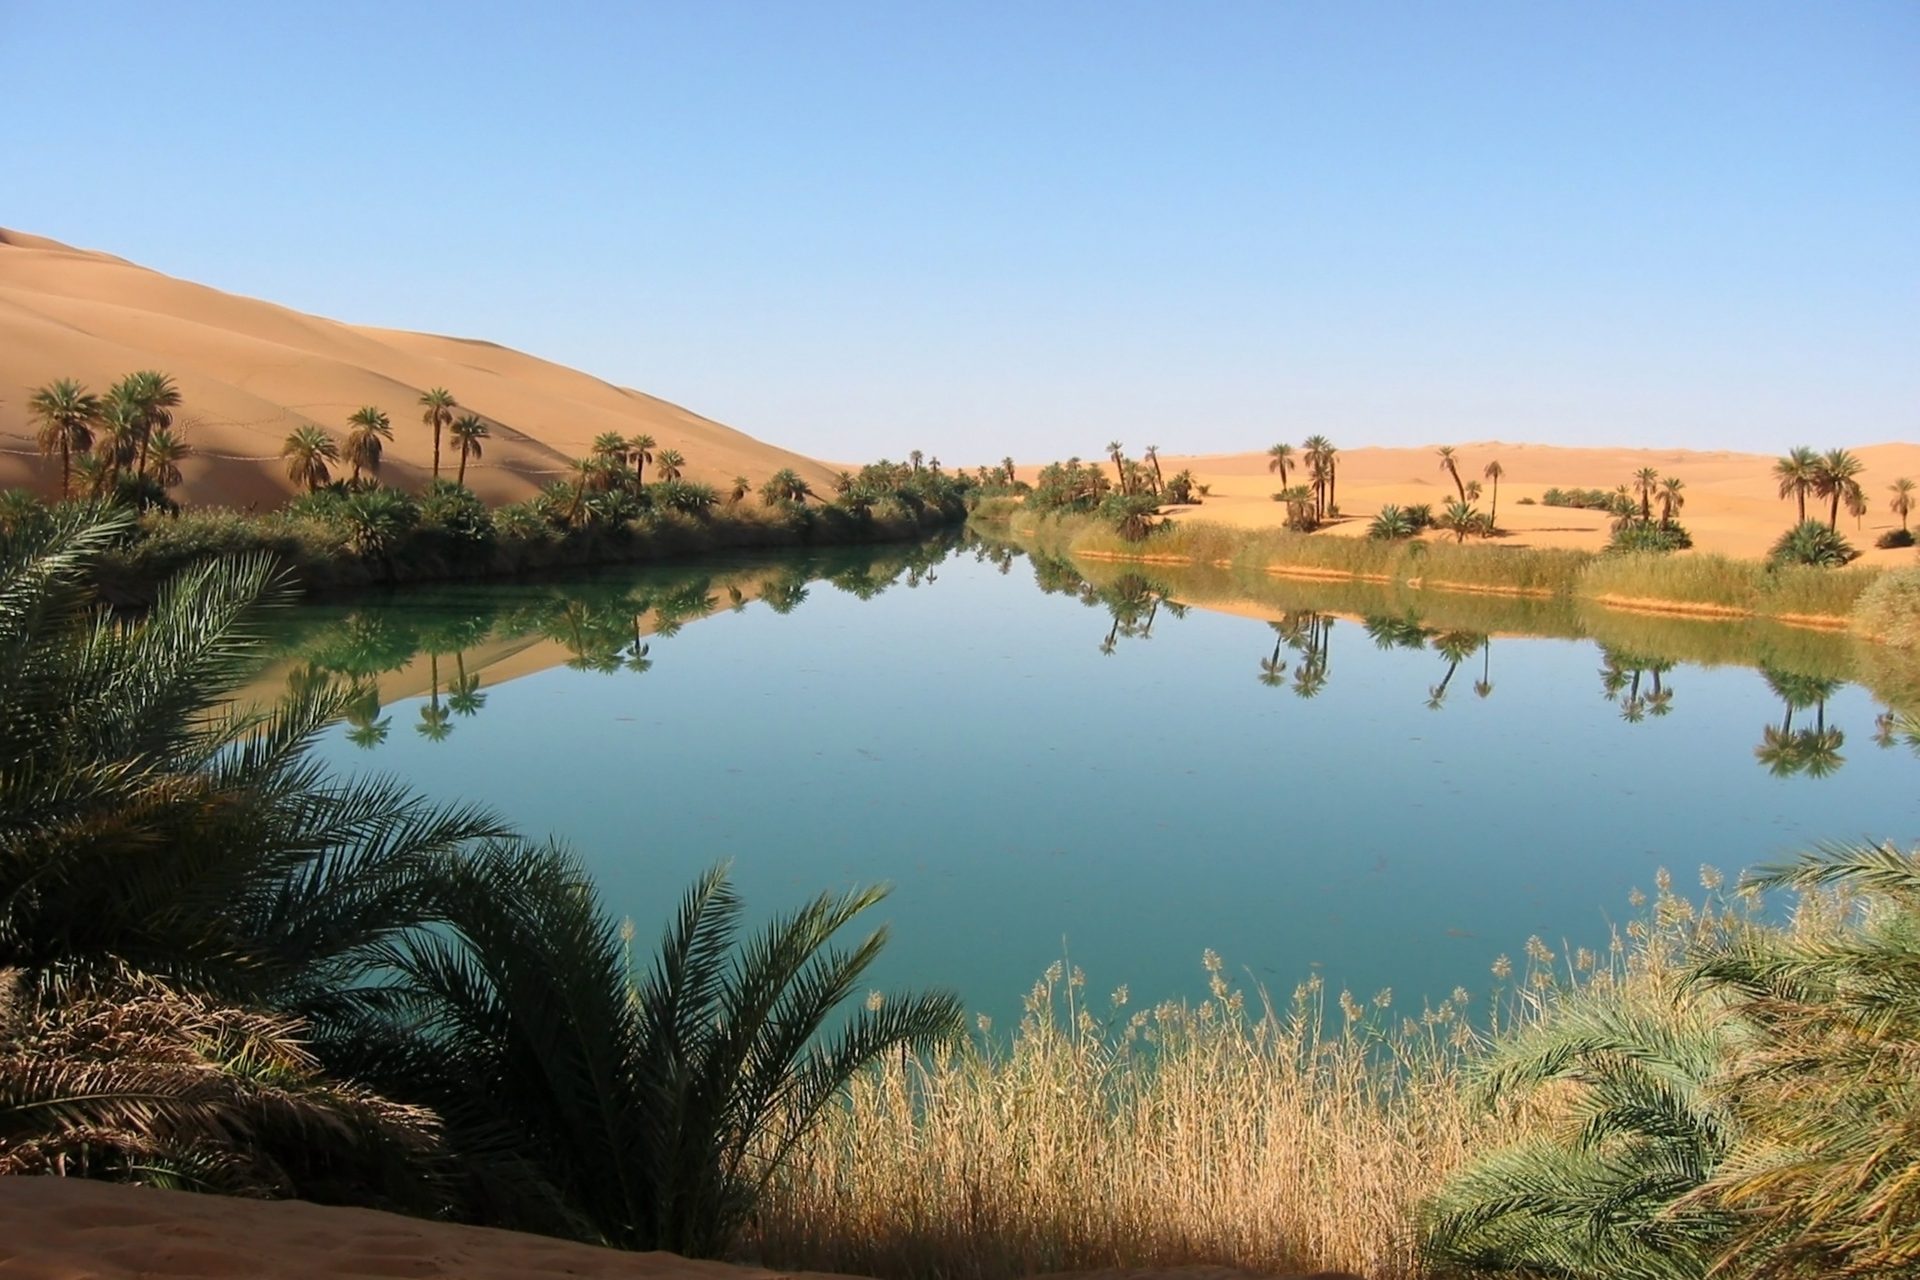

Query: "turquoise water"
<box><xmin>263</xmin><ymin>538</ymin><xmax>1920</xmax><ymax>1026</ymax></box>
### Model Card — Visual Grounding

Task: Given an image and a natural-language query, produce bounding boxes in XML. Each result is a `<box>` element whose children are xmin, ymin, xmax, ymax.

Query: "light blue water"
<box><xmin>264</xmin><ymin>540</ymin><xmax>1920</xmax><ymax>1026</ymax></box>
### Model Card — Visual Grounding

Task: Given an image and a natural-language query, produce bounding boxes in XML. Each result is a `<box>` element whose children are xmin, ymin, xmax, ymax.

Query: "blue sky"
<box><xmin>10</xmin><ymin>1</ymin><xmax>1917</xmax><ymax>461</ymax></box>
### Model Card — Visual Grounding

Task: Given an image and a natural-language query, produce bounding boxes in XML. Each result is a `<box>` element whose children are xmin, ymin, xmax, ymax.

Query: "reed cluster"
<box><xmin>994</xmin><ymin>511</ymin><xmax>1892</xmax><ymax>629</ymax></box>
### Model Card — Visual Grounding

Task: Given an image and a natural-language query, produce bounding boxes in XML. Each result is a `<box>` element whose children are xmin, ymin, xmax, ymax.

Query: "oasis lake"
<box><xmin>253</xmin><ymin>533</ymin><xmax>1920</xmax><ymax>1028</ymax></box>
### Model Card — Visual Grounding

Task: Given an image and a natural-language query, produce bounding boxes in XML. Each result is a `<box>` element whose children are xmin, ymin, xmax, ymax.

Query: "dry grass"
<box><xmin>1576</xmin><ymin>551</ymin><xmax>1879</xmax><ymax>620</ymax></box>
<box><xmin>747</xmin><ymin>958</ymin><xmax>1512</xmax><ymax>1280</ymax></box>
<box><xmin>997</xmin><ymin>512</ymin><xmax>1892</xmax><ymax>631</ymax></box>
<box><xmin>1853</xmin><ymin>566</ymin><xmax>1920</xmax><ymax>649</ymax></box>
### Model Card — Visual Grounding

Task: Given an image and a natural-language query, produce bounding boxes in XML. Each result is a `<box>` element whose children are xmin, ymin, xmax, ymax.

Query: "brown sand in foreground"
<box><xmin>1037</xmin><ymin>442</ymin><xmax>1920</xmax><ymax>568</ymax></box>
<box><xmin>0</xmin><ymin>1177</ymin><xmax>844</xmax><ymax>1280</ymax></box>
<box><xmin>0</xmin><ymin>228</ymin><xmax>836</xmax><ymax>508</ymax></box>
<box><xmin>0</xmin><ymin>1179</ymin><xmax>1354</xmax><ymax>1280</ymax></box>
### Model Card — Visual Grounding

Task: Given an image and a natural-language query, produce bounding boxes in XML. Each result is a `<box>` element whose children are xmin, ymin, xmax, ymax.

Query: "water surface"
<box><xmin>258</xmin><ymin>537</ymin><xmax>1920</xmax><ymax>1025</ymax></box>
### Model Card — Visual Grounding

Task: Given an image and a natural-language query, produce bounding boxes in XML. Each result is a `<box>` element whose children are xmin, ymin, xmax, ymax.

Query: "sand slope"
<box><xmin>0</xmin><ymin>1179</ymin><xmax>1355</xmax><ymax>1280</ymax></box>
<box><xmin>0</xmin><ymin>1177</ymin><xmax>847</xmax><ymax>1280</ymax></box>
<box><xmin>1144</xmin><ymin>441</ymin><xmax>1920</xmax><ymax>566</ymax></box>
<box><xmin>0</xmin><ymin>229</ymin><xmax>835</xmax><ymax>508</ymax></box>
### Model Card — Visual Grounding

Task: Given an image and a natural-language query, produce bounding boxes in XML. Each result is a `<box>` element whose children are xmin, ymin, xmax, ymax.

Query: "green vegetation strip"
<box><xmin>996</xmin><ymin>509</ymin><xmax>1908</xmax><ymax>640</ymax></box>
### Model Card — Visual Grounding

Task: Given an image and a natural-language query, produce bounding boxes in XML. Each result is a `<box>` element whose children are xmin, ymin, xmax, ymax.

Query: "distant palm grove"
<box><xmin>14</xmin><ymin>371</ymin><xmax>1015</xmax><ymax>594</ymax></box>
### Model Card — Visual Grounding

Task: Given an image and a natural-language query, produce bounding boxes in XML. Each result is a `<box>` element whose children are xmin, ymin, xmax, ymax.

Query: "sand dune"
<box><xmin>0</xmin><ymin>229</ymin><xmax>835</xmax><ymax>508</ymax></box>
<box><xmin>1138</xmin><ymin>441</ymin><xmax>1920</xmax><ymax>566</ymax></box>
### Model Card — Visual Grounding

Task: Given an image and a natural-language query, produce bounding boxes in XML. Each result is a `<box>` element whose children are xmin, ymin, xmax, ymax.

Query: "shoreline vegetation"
<box><xmin>974</xmin><ymin>503</ymin><xmax>1916</xmax><ymax>646</ymax></box>
<box><xmin>967</xmin><ymin>436</ymin><xmax>1918</xmax><ymax>650</ymax></box>
<box><xmin>13</xmin><ymin>368</ymin><xmax>1028</xmax><ymax>603</ymax></box>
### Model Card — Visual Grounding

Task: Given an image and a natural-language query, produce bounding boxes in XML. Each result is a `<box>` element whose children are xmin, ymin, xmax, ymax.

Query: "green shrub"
<box><xmin>1876</xmin><ymin>527</ymin><xmax>1916</xmax><ymax>550</ymax></box>
<box><xmin>1769</xmin><ymin>520</ymin><xmax>1857</xmax><ymax>568</ymax></box>
<box><xmin>1606</xmin><ymin>521</ymin><xmax>1693</xmax><ymax>554</ymax></box>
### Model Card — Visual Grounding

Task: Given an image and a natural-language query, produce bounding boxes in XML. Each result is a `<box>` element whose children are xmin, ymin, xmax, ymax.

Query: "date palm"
<box><xmin>28</xmin><ymin>378</ymin><xmax>101</xmax><ymax>497</ymax></box>
<box><xmin>1266</xmin><ymin>442</ymin><xmax>1293</xmax><ymax>487</ymax></box>
<box><xmin>0</xmin><ymin>509</ymin><xmax>505</xmax><ymax>1198</ymax></box>
<box><xmin>450</xmin><ymin>414</ymin><xmax>489</xmax><ymax>488</ymax></box>
<box><xmin>122</xmin><ymin>370</ymin><xmax>181</xmax><ymax>481</ymax></box>
<box><xmin>628</xmin><ymin>433</ymin><xmax>656</xmax><ymax>484</ymax></box>
<box><xmin>1303</xmin><ymin>435</ymin><xmax>1336</xmax><ymax>518</ymax></box>
<box><xmin>1438</xmin><ymin>445</ymin><xmax>1465</xmax><ymax>502</ymax></box>
<box><xmin>344</xmin><ymin>406</ymin><xmax>393</xmax><ymax>485</ymax></box>
<box><xmin>1774</xmin><ymin>446</ymin><xmax>1819</xmax><ymax>523</ymax></box>
<box><xmin>144</xmin><ymin>427</ymin><xmax>190</xmax><ymax>496</ymax></box>
<box><xmin>1483</xmin><ymin>459</ymin><xmax>1503</xmax><ymax>525</ymax></box>
<box><xmin>1143</xmin><ymin>444</ymin><xmax>1164</xmax><ymax>496</ymax></box>
<box><xmin>1814</xmin><ymin>448</ymin><xmax>1864</xmax><ymax>531</ymax></box>
<box><xmin>281</xmin><ymin>426</ymin><xmax>339</xmax><ymax>492</ymax></box>
<box><xmin>1659</xmin><ymin>475</ymin><xmax>1685</xmax><ymax>526</ymax></box>
<box><xmin>95</xmin><ymin>389</ymin><xmax>143</xmax><ymax>483</ymax></box>
<box><xmin>1106</xmin><ymin>441</ymin><xmax>1126</xmax><ymax>490</ymax></box>
<box><xmin>1001</xmin><ymin>455</ymin><xmax>1018</xmax><ymax>485</ymax></box>
<box><xmin>1891</xmin><ymin>477</ymin><xmax>1916</xmax><ymax>532</ymax></box>
<box><xmin>418</xmin><ymin>387</ymin><xmax>457</xmax><ymax>481</ymax></box>
<box><xmin>727</xmin><ymin>475</ymin><xmax>751</xmax><ymax>505</ymax></box>
<box><xmin>592</xmin><ymin>431</ymin><xmax>630</xmax><ymax>472</ymax></box>
<box><xmin>655</xmin><ymin>448</ymin><xmax>685</xmax><ymax>482</ymax></box>
<box><xmin>1633</xmin><ymin>466</ymin><xmax>1660</xmax><ymax>522</ymax></box>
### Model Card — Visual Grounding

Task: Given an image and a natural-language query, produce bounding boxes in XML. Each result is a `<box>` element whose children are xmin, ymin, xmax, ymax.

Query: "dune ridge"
<box><xmin>0</xmin><ymin>229</ymin><xmax>836</xmax><ymax>508</ymax></box>
<box><xmin>1136</xmin><ymin>441</ymin><xmax>1920</xmax><ymax>565</ymax></box>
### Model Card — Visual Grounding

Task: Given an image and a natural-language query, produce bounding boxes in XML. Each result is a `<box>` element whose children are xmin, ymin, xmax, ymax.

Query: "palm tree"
<box><xmin>1422</xmin><ymin>986</ymin><xmax>1736</xmax><ymax>1278</ymax></box>
<box><xmin>1302</xmin><ymin>435</ymin><xmax>1339</xmax><ymax>519</ymax></box>
<box><xmin>95</xmin><ymin>388</ymin><xmax>142</xmax><ymax>484</ymax></box>
<box><xmin>449</xmin><ymin>414</ymin><xmax>489</xmax><ymax>488</ymax></box>
<box><xmin>565</xmin><ymin>456</ymin><xmax>601</xmax><ymax>526</ymax></box>
<box><xmin>1658</xmin><ymin>475</ymin><xmax>1685</xmax><ymax>526</ymax></box>
<box><xmin>655</xmin><ymin>448</ymin><xmax>685</xmax><ymax>482</ymax></box>
<box><xmin>1438</xmin><ymin>446</ymin><xmax>1466</xmax><ymax>502</ymax></box>
<box><xmin>629</xmin><ymin>433</ymin><xmax>656</xmax><ymax>484</ymax></box>
<box><xmin>592</xmin><ymin>431</ymin><xmax>630</xmax><ymax>474</ymax></box>
<box><xmin>1845</xmin><ymin>484</ymin><xmax>1868</xmax><ymax>530</ymax></box>
<box><xmin>1266</xmin><ymin>442</ymin><xmax>1294</xmax><ymax>487</ymax></box>
<box><xmin>1633</xmin><ymin>466</ymin><xmax>1660</xmax><ymax>522</ymax></box>
<box><xmin>726</xmin><ymin>475</ymin><xmax>751</xmax><ymax>505</ymax></box>
<box><xmin>1483</xmin><ymin>459</ymin><xmax>1503</xmax><ymax>526</ymax></box>
<box><xmin>1891</xmin><ymin>477</ymin><xmax>1916</xmax><ymax>532</ymax></box>
<box><xmin>909</xmin><ymin>449</ymin><xmax>924</xmax><ymax>472</ymax></box>
<box><xmin>0</xmin><ymin>510</ymin><xmax>503</xmax><ymax>1199</ymax></box>
<box><xmin>1001</xmin><ymin>456</ymin><xmax>1018</xmax><ymax>485</ymax></box>
<box><xmin>1438</xmin><ymin>499</ymin><xmax>1479</xmax><ymax>542</ymax></box>
<box><xmin>281</xmin><ymin>426</ymin><xmax>339</xmax><ymax>492</ymax></box>
<box><xmin>1106</xmin><ymin>441</ymin><xmax>1127</xmax><ymax>490</ymax></box>
<box><xmin>1814</xmin><ymin>448</ymin><xmax>1865</xmax><ymax>531</ymax></box>
<box><xmin>344</xmin><ymin>406</ymin><xmax>393</xmax><ymax>486</ymax></box>
<box><xmin>418</xmin><ymin>387</ymin><xmax>457</xmax><ymax>481</ymax></box>
<box><xmin>761</xmin><ymin>468</ymin><xmax>813</xmax><ymax>506</ymax></box>
<box><xmin>144</xmin><ymin>427</ymin><xmax>190</xmax><ymax>498</ymax></box>
<box><xmin>28</xmin><ymin>378</ymin><xmax>101</xmax><ymax>497</ymax></box>
<box><xmin>1774</xmin><ymin>446</ymin><xmax>1819</xmax><ymax>523</ymax></box>
<box><xmin>122</xmin><ymin>370</ymin><xmax>181</xmax><ymax>481</ymax></box>
<box><xmin>1143</xmin><ymin>444</ymin><xmax>1165</xmax><ymax>496</ymax></box>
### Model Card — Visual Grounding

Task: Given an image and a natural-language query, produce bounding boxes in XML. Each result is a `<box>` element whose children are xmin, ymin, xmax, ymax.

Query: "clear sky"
<box><xmin>10</xmin><ymin>1</ymin><xmax>1917</xmax><ymax>462</ymax></box>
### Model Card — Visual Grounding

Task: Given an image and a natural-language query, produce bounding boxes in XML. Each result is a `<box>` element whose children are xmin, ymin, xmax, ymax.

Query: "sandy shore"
<box><xmin>0</xmin><ymin>1179</ymin><xmax>1353</xmax><ymax>1280</ymax></box>
<box><xmin>0</xmin><ymin>228</ymin><xmax>836</xmax><ymax>508</ymax></box>
<box><xmin>1035</xmin><ymin>441</ymin><xmax>1920</xmax><ymax>568</ymax></box>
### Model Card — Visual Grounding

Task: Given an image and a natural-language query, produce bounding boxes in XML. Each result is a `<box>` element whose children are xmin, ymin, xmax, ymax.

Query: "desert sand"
<box><xmin>0</xmin><ymin>229</ymin><xmax>836</xmax><ymax>508</ymax></box>
<box><xmin>0</xmin><ymin>1178</ymin><xmax>1354</xmax><ymax>1280</ymax></box>
<box><xmin>1130</xmin><ymin>442</ymin><xmax>1920</xmax><ymax>567</ymax></box>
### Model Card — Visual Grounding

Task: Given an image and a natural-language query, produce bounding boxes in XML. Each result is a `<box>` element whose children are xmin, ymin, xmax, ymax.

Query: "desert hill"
<box><xmin>0</xmin><ymin>229</ymin><xmax>836</xmax><ymax>508</ymax></box>
<box><xmin>1139</xmin><ymin>441</ymin><xmax>1920</xmax><ymax>565</ymax></box>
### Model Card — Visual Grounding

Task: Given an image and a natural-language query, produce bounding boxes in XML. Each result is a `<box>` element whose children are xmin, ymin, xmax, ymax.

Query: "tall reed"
<box><xmin>748</xmin><ymin>958</ymin><xmax>1512</xmax><ymax>1280</ymax></box>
